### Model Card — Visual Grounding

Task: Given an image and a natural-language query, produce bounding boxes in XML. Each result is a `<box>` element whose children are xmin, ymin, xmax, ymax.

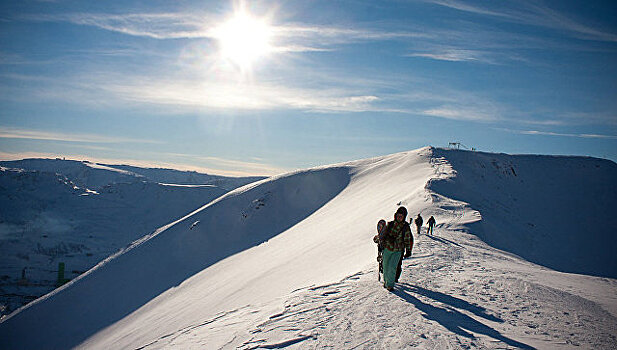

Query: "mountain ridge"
<box><xmin>1</xmin><ymin>147</ymin><xmax>616</xmax><ymax>349</ymax></box>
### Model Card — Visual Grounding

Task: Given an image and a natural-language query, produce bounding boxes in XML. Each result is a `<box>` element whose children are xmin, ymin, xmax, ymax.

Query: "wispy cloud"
<box><xmin>275</xmin><ymin>23</ymin><xmax>429</xmax><ymax>47</ymax></box>
<box><xmin>97</xmin><ymin>75</ymin><xmax>382</xmax><ymax>113</ymax></box>
<box><xmin>21</xmin><ymin>12</ymin><xmax>428</xmax><ymax>52</ymax></box>
<box><xmin>498</xmin><ymin>128</ymin><xmax>617</xmax><ymax>140</ymax></box>
<box><xmin>383</xmin><ymin>86</ymin><xmax>504</xmax><ymax>122</ymax></box>
<box><xmin>1</xmin><ymin>67</ymin><xmax>393</xmax><ymax>114</ymax></box>
<box><xmin>407</xmin><ymin>49</ymin><xmax>488</xmax><ymax>63</ymax></box>
<box><xmin>424</xmin><ymin>0</ymin><xmax>617</xmax><ymax>42</ymax></box>
<box><xmin>98</xmin><ymin>69</ymin><xmax>512</xmax><ymax>119</ymax></box>
<box><xmin>514</xmin><ymin>119</ymin><xmax>566</xmax><ymax>126</ymax></box>
<box><xmin>0</xmin><ymin>126</ymin><xmax>161</xmax><ymax>144</ymax></box>
<box><xmin>511</xmin><ymin>110</ymin><xmax>617</xmax><ymax>127</ymax></box>
<box><xmin>23</xmin><ymin>12</ymin><xmax>214</xmax><ymax>40</ymax></box>
<box><xmin>0</xmin><ymin>47</ymin><xmax>144</xmax><ymax>66</ymax></box>
<box><xmin>421</xmin><ymin>106</ymin><xmax>497</xmax><ymax>122</ymax></box>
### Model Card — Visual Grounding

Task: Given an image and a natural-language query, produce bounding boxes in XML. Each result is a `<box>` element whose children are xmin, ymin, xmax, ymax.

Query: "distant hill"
<box><xmin>0</xmin><ymin>159</ymin><xmax>265</xmax><ymax>317</ymax></box>
<box><xmin>103</xmin><ymin>164</ymin><xmax>264</xmax><ymax>190</ymax></box>
<box><xmin>0</xmin><ymin>158</ymin><xmax>264</xmax><ymax>191</ymax></box>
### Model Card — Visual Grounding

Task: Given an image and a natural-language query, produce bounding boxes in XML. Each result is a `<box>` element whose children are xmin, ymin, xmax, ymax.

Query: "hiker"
<box><xmin>373</xmin><ymin>219</ymin><xmax>387</xmax><ymax>281</ymax></box>
<box><xmin>414</xmin><ymin>214</ymin><xmax>423</xmax><ymax>235</ymax></box>
<box><xmin>382</xmin><ymin>207</ymin><xmax>413</xmax><ymax>291</ymax></box>
<box><xmin>427</xmin><ymin>216</ymin><xmax>436</xmax><ymax>235</ymax></box>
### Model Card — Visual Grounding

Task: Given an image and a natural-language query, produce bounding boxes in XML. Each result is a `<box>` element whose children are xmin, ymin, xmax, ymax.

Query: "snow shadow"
<box><xmin>429</xmin><ymin>149</ymin><xmax>617</xmax><ymax>278</ymax></box>
<box><xmin>425</xmin><ymin>234</ymin><xmax>463</xmax><ymax>248</ymax></box>
<box><xmin>395</xmin><ymin>284</ymin><xmax>534</xmax><ymax>349</ymax></box>
<box><xmin>0</xmin><ymin>167</ymin><xmax>351</xmax><ymax>350</ymax></box>
<box><xmin>405</xmin><ymin>285</ymin><xmax>501</xmax><ymax>323</ymax></box>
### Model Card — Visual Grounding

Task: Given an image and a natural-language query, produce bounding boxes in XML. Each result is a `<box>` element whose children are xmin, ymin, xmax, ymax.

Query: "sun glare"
<box><xmin>214</xmin><ymin>11</ymin><xmax>273</xmax><ymax>70</ymax></box>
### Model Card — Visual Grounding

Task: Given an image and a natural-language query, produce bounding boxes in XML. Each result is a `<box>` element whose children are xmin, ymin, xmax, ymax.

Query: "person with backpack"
<box><xmin>414</xmin><ymin>214</ymin><xmax>423</xmax><ymax>235</ymax></box>
<box><xmin>382</xmin><ymin>207</ymin><xmax>413</xmax><ymax>291</ymax></box>
<box><xmin>373</xmin><ymin>219</ymin><xmax>387</xmax><ymax>281</ymax></box>
<box><xmin>427</xmin><ymin>216</ymin><xmax>436</xmax><ymax>236</ymax></box>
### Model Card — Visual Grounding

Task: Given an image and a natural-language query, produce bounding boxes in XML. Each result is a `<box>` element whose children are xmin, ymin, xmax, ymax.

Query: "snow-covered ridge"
<box><xmin>0</xmin><ymin>159</ymin><xmax>265</xmax><ymax>318</ymax></box>
<box><xmin>428</xmin><ymin>148</ymin><xmax>617</xmax><ymax>278</ymax></box>
<box><xmin>0</xmin><ymin>158</ymin><xmax>266</xmax><ymax>190</ymax></box>
<box><xmin>0</xmin><ymin>158</ymin><xmax>142</xmax><ymax>190</ymax></box>
<box><xmin>1</xmin><ymin>147</ymin><xmax>615</xmax><ymax>349</ymax></box>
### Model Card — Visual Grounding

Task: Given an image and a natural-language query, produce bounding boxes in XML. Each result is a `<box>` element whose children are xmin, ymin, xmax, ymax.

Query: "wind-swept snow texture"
<box><xmin>1</xmin><ymin>147</ymin><xmax>616</xmax><ymax>349</ymax></box>
<box><xmin>428</xmin><ymin>148</ymin><xmax>617</xmax><ymax>278</ymax></box>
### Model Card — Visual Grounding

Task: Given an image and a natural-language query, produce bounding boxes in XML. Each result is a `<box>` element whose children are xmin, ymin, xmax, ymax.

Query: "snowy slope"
<box><xmin>1</xmin><ymin>147</ymin><xmax>616</xmax><ymax>349</ymax></box>
<box><xmin>430</xmin><ymin>150</ymin><xmax>617</xmax><ymax>278</ymax></box>
<box><xmin>428</xmin><ymin>148</ymin><xmax>617</xmax><ymax>278</ymax></box>
<box><xmin>0</xmin><ymin>160</ymin><xmax>262</xmax><ymax>317</ymax></box>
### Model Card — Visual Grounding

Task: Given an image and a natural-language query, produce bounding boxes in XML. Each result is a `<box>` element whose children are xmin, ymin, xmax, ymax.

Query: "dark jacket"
<box><xmin>427</xmin><ymin>216</ymin><xmax>436</xmax><ymax>227</ymax></box>
<box><xmin>383</xmin><ymin>220</ymin><xmax>413</xmax><ymax>252</ymax></box>
<box><xmin>414</xmin><ymin>216</ymin><xmax>423</xmax><ymax>227</ymax></box>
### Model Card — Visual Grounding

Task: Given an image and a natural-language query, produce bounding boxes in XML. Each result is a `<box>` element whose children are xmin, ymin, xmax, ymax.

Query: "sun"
<box><xmin>213</xmin><ymin>10</ymin><xmax>273</xmax><ymax>70</ymax></box>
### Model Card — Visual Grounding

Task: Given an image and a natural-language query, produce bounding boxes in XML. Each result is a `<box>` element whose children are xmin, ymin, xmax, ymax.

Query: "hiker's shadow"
<box><xmin>425</xmin><ymin>234</ymin><xmax>463</xmax><ymax>248</ymax></box>
<box><xmin>395</xmin><ymin>284</ymin><xmax>534</xmax><ymax>349</ymax></box>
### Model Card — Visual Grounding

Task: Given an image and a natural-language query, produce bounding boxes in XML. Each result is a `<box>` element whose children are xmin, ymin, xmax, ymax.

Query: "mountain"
<box><xmin>1</xmin><ymin>147</ymin><xmax>615</xmax><ymax>349</ymax></box>
<box><xmin>0</xmin><ymin>159</ymin><xmax>265</xmax><ymax>318</ymax></box>
<box><xmin>0</xmin><ymin>159</ymin><xmax>264</xmax><ymax>191</ymax></box>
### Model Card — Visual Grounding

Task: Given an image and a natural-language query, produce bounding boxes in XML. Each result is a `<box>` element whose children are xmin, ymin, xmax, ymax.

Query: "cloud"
<box><xmin>497</xmin><ymin>128</ymin><xmax>617</xmax><ymax>140</ymax></box>
<box><xmin>22</xmin><ymin>12</ymin><xmax>428</xmax><ymax>52</ymax></box>
<box><xmin>97</xmin><ymin>74</ymin><xmax>383</xmax><ymax>113</ymax></box>
<box><xmin>0</xmin><ymin>67</ymin><xmax>389</xmax><ymax>114</ymax></box>
<box><xmin>0</xmin><ymin>126</ymin><xmax>161</xmax><ymax>144</ymax></box>
<box><xmin>407</xmin><ymin>49</ymin><xmax>488</xmax><ymax>63</ymax></box>
<box><xmin>424</xmin><ymin>0</ymin><xmax>516</xmax><ymax>19</ymax></box>
<box><xmin>511</xmin><ymin>110</ymin><xmax>617</xmax><ymax>127</ymax></box>
<box><xmin>424</xmin><ymin>0</ymin><xmax>617</xmax><ymax>42</ymax></box>
<box><xmin>421</xmin><ymin>106</ymin><xmax>497</xmax><ymax>122</ymax></box>
<box><xmin>24</xmin><ymin>12</ymin><xmax>214</xmax><ymax>40</ymax></box>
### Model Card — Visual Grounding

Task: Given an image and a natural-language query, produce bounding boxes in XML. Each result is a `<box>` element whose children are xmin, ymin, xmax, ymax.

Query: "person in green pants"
<box><xmin>381</xmin><ymin>207</ymin><xmax>413</xmax><ymax>291</ymax></box>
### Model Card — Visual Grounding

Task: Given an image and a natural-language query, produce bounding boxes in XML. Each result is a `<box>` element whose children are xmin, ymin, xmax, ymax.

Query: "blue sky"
<box><xmin>1</xmin><ymin>0</ymin><xmax>616</xmax><ymax>176</ymax></box>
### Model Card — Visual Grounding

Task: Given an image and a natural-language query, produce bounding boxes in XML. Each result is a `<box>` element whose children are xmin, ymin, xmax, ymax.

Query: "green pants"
<box><xmin>383</xmin><ymin>248</ymin><xmax>403</xmax><ymax>288</ymax></box>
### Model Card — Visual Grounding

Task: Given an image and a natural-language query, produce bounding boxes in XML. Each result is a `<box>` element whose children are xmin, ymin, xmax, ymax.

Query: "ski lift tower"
<box><xmin>449</xmin><ymin>142</ymin><xmax>475</xmax><ymax>151</ymax></box>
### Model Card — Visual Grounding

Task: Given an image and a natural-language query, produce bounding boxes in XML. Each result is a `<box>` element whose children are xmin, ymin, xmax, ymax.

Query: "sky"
<box><xmin>0</xmin><ymin>0</ymin><xmax>616</xmax><ymax>176</ymax></box>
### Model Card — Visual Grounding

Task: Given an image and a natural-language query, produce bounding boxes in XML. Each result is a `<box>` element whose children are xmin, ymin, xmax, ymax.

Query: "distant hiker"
<box><xmin>414</xmin><ymin>214</ymin><xmax>423</xmax><ymax>235</ymax></box>
<box><xmin>427</xmin><ymin>216</ymin><xmax>436</xmax><ymax>236</ymax></box>
<box><xmin>382</xmin><ymin>207</ymin><xmax>413</xmax><ymax>291</ymax></box>
<box><xmin>373</xmin><ymin>219</ymin><xmax>387</xmax><ymax>281</ymax></box>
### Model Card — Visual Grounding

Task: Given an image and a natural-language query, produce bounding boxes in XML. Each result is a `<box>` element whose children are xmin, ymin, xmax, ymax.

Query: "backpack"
<box><xmin>383</xmin><ymin>221</ymin><xmax>397</xmax><ymax>245</ymax></box>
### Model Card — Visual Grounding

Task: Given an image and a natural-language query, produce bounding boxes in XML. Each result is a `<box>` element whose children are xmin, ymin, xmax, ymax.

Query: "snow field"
<box><xmin>1</xmin><ymin>147</ymin><xmax>616</xmax><ymax>349</ymax></box>
<box><xmin>0</xmin><ymin>161</ymin><xmax>262</xmax><ymax>317</ymax></box>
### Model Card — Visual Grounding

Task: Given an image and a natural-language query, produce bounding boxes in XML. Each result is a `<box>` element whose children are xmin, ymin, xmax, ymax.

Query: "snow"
<box><xmin>428</xmin><ymin>148</ymin><xmax>617</xmax><ymax>278</ymax></box>
<box><xmin>81</xmin><ymin>161</ymin><xmax>138</xmax><ymax>176</ymax></box>
<box><xmin>0</xmin><ymin>158</ymin><xmax>142</xmax><ymax>190</ymax></box>
<box><xmin>0</xmin><ymin>158</ymin><xmax>265</xmax><ymax>191</ymax></box>
<box><xmin>1</xmin><ymin>147</ymin><xmax>616</xmax><ymax>349</ymax></box>
<box><xmin>0</xmin><ymin>160</ymin><xmax>263</xmax><ymax>317</ymax></box>
<box><xmin>158</xmin><ymin>183</ymin><xmax>218</xmax><ymax>188</ymax></box>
